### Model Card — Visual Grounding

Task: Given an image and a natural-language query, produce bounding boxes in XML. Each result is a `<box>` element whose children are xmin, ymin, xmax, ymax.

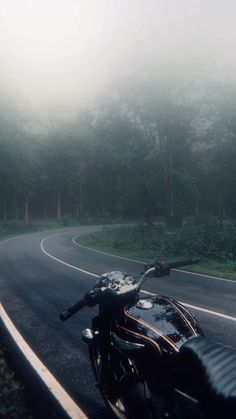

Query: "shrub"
<box><xmin>80</xmin><ymin>217</ymin><xmax>236</xmax><ymax>262</ymax></box>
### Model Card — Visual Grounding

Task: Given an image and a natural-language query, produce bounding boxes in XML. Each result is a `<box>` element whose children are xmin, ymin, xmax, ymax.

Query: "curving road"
<box><xmin>0</xmin><ymin>226</ymin><xmax>236</xmax><ymax>418</ymax></box>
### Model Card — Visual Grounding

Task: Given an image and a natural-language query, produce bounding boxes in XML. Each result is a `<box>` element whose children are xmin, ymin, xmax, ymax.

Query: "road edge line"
<box><xmin>0</xmin><ymin>302</ymin><xmax>87</xmax><ymax>419</ymax></box>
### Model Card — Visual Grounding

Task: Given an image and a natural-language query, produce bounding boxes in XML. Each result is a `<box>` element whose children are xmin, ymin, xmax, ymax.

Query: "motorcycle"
<box><xmin>60</xmin><ymin>258</ymin><xmax>236</xmax><ymax>419</ymax></box>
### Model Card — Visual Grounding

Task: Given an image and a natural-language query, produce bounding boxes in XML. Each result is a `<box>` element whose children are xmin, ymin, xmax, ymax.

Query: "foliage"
<box><xmin>79</xmin><ymin>219</ymin><xmax>236</xmax><ymax>278</ymax></box>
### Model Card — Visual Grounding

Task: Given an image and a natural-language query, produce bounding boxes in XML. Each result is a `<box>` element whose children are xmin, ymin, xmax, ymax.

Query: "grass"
<box><xmin>78</xmin><ymin>224</ymin><xmax>236</xmax><ymax>280</ymax></box>
<box><xmin>181</xmin><ymin>259</ymin><xmax>236</xmax><ymax>279</ymax></box>
<box><xmin>0</xmin><ymin>345</ymin><xmax>33</xmax><ymax>419</ymax></box>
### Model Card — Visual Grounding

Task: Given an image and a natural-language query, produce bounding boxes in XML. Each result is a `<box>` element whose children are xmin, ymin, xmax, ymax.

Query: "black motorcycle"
<box><xmin>60</xmin><ymin>258</ymin><xmax>236</xmax><ymax>419</ymax></box>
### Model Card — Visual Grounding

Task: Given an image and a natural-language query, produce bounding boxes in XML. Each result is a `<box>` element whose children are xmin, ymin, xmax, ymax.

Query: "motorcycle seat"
<box><xmin>179</xmin><ymin>336</ymin><xmax>236</xmax><ymax>418</ymax></box>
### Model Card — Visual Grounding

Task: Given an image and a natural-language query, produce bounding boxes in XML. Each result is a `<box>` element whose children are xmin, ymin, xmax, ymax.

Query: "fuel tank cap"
<box><xmin>136</xmin><ymin>299</ymin><xmax>154</xmax><ymax>310</ymax></box>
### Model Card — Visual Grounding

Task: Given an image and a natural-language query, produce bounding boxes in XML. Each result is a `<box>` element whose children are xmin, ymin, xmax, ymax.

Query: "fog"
<box><xmin>0</xmin><ymin>0</ymin><xmax>236</xmax><ymax>117</ymax></box>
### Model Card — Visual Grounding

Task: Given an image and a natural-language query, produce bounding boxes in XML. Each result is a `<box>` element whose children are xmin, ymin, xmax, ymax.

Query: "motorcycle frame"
<box><xmin>88</xmin><ymin>291</ymin><xmax>204</xmax><ymax>418</ymax></box>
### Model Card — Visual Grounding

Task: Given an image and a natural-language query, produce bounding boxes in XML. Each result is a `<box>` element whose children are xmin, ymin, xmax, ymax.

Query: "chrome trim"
<box><xmin>112</xmin><ymin>331</ymin><xmax>145</xmax><ymax>351</ymax></box>
<box><xmin>116</xmin><ymin>325</ymin><xmax>161</xmax><ymax>354</ymax></box>
<box><xmin>136</xmin><ymin>299</ymin><xmax>154</xmax><ymax>310</ymax></box>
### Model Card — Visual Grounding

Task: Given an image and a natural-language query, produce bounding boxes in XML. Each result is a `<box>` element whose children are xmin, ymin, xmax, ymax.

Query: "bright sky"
<box><xmin>0</xmin><ymin>0</ymin><xmax>236</xmax><ymax>114</ymax></box>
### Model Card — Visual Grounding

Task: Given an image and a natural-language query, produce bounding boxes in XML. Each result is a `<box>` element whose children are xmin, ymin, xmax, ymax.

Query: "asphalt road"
<box><xmin>0</xmin><ymin>226</ymin><xmax>236</xmax><ymax>418</ymax></box>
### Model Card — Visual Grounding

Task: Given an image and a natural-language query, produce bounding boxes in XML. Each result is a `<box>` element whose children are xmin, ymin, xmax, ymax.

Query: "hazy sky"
<box><xmin>0</xmin><ymin>0</ymin><xmax>236</xmax><ymax>115</ymax></box>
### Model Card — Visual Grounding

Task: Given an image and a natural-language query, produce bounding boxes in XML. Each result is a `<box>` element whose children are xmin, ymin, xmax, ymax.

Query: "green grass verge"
<box><xmin>78</xmin><ymin>225</ymin><xmax>236</xmax><ymax>280</ymax></box>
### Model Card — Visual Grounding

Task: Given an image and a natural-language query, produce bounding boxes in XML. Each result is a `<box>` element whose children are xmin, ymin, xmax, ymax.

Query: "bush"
<box><xmin>79</xmin><ymin>217</ymin><xmax>236</xmax><ymax>262</ymax></box>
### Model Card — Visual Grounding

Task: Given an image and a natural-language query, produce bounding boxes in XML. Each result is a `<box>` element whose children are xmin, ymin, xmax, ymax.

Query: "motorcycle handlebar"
<box><xmin>60</xmin><ymin>291</ymin><xmax>99</xmax><ymax>321</ymax></box>
<box><xmin>144</xmin><ymin>257</ymin><xmax>200</xmax><ymax>278</ymax></box>
<box><xmin>169</xmin><ymin>256</ymin><xmax>200</xmax><ymax>269</ymax></box>
<box><xmin>60</xmin><ymin>298</ymin><xmax>87</xmax><ymax>321</ymax></box>
<box><xmin>60</xmin><ymin>258</ymin><xmax>200</xmax><ymax>320</ymax></box>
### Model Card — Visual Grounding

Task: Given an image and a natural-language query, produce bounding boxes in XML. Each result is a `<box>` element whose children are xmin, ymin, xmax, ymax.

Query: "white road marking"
<box><xmin>0</xmin><ymin>303</ymin><xmax>87</xmax><ymax>419</ymax></box>
<box><xmin>41</xmin><ymin>235</ymin><xmax>98</xmax><ymax>277</ymax></box>
<box><xmin>179</xmin><ymin>302</ymin><xmax>236</xmax><ymax>322</ymax></box>
<box><xmin>174</xmin><ymin>269</ymin><xmax>236</xmax><ymax>284</ymax></box>
<box><xmin>41</xmin><ymin>234</ymin><xmax>236</xmax><ymax>322</ymax></box>
<box><xmin>72</xmin><ymin>235</ymin><xmax>236</xmax><ymax>284</ymax></box>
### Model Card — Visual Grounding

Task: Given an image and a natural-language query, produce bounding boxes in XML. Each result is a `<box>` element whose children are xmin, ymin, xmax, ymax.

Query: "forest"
<box><xmin>0</xmin><ymin>77</ymin><xmax>236</xmax><ymax>226</ymax></box>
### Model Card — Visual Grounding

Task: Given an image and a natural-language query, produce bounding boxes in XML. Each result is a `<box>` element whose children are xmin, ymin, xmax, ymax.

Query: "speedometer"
<box><xmin>107</xmin><ymin>271</ymin><xmax>125</xmax><ymax>283</ymax></box>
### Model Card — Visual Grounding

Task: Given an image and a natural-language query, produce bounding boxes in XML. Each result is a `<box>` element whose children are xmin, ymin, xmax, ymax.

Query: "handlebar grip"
<box><xmin>60</xmin><ymin>298</ymin><xmax>86</xmax><ymax>321</ymax></box>
<box><xmin>169</xmin><ymin>256</ymin><xmax>200</xmax><ymax>269</ymax></box>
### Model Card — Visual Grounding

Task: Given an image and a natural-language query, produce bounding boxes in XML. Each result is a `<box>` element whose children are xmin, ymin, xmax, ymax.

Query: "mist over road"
<box><xmin>0</xmin><ymin>226</ymin><xmax>236</xmax><ymax>418</ymax></box>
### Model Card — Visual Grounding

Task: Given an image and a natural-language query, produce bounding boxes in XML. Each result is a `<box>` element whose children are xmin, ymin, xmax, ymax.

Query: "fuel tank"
<box><xmin>113</xmin><ymin>295</ymin><xmax>203</xmax><ymax>355</ymax></box>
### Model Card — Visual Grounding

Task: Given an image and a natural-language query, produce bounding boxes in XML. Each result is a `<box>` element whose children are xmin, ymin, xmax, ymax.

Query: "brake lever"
<box><xmin>144</xmin><ymin>261</ymin><xmax>170</xmax><ymax>277</ymax></box>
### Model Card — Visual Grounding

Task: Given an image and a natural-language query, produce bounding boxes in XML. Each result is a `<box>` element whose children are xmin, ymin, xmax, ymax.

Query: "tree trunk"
<box><xmin>43</xmin><ymin>199</ymin><xmax>47</xmax><ymax>219</ymax></box>
<box><xmin>79</xmin><ymin>184</ymin><xmax>83</xmax><ymax>216</ymax></box>
<box><xmin>169</xmin><ymin>187</ymin><xmax>174</xmax><ymax>218</ymax></box>
<box><xmin>165</xmin><ymin>170</ymin><xmax>174</xmax><ymax>221</ymax></box>
<box><xmin>218</xmin><ymin>192</ymin><xmax>225</xmax><ymax>226</ymax></box>
<box><xmin>75</xmin><ymin>205</ymin><xmax>79</xmax><ymax>219</ymax></box>
<box><xmin>195</xmin><ymin>185</ymin><xmax>199</xmax><ymax>217</ymax></box>
<box><xmin>160</xmin><ymin>136</ymin><xmax>174</xmax><ymax>222</ymax></box>
<box><xmin>57</xmin><ymin>192</ymin><xmax>62</xmax><ymax>221</ymax></box>
<box><xmin>24</xmin><ymin>201</ymin><xmax>29</xmax><ymax>224</ymax></box>
<box><xmin>3</xmin><ymin>196</ymin><xmax>7</xmax><ymax>221</ymax></box>
<box><xmin>14</xmin><ymin>196</ymin><xmax>19</xmax><ymax>221</ymax></box>
<box><xmin>146</xmin><ymin>213</ymin><xmax>152</xmax><ymax>234</ymax></box>
<box><xmin>222</xmin><ymin>205</ymin><xmax>226</xmax><ymax>218</ymax></box>
<box><xmin>195</xmin><ymin>196</ymin><xmax>199</xmax><ymax>217</ymax></box>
